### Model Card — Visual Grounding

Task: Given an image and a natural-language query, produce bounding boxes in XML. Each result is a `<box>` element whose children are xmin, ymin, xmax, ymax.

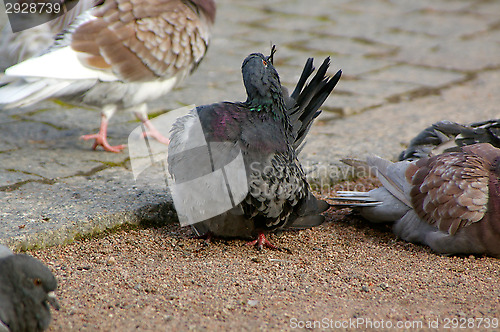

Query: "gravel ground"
<box><xmin>26</xmin><ymin>179</ymin><xmax>500</xmax><ymax>331</ymax></box>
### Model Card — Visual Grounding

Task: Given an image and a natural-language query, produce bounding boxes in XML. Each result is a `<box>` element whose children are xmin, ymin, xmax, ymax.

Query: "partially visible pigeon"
<box><xmin>334</xmin><ymin>143</ymin><xmax>500</xmax><ymax>257</ymax></box>
<box><xmin>168</xmin><ymin>48</ymin><xmax>342</xmax><ymax>249</ymax></box>
<box><xmin>0</xmin><ymin>0</ymin><xmax>99</xmax><ymax>70</ymax></box>
<box><xmin>0</xmin><ymin>245</ymin><xmax>59</xmax><ymax>332</ymax></box>
<box><xmin>399</xmin><ymin>119</ymin><xmax>500</xmax><ymax>161</ymax></box>
<box><xmin>0</xmin><ymin>0</ymin><xmax>216</xmax><ymax>152</ymax></box>
<box><xmin>0</xmin><ymin>245</ymin><xmax>13</xmax><ymax>259</ymax></box>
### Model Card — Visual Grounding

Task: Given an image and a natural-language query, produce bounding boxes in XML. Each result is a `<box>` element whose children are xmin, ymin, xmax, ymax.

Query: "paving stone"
<box><xmin>302</xmin><ymin>36</ymin><xmax>397</xmax><ymax>58</ymax></box>
<box><xmin>388</xmin><ymin>0</ymin><xmax>474</xmax><ymax>13</ymax></box>
<box><xmin>0</xmin><ymin>169</ymin><xmax>44</xmax><ymax>186</ymax></box>
<box><xmin>338</xmin><ymin>78</ymin><xmax>421</xmax><ymax>100</ymax></box>
<box><xmin>327</xmin><ymin>55</ymin><xmax>397</xmax><ymax>77</ymax></box>
<box><xmin>395</xmin><ymin>36</ymin><xmax>500</xmax><ymax>71</ymax></box>
<box><xmin>0</xmin><ymin>112</ymin><xmax>16</xmax><ymax>124</ymax></box>
<box><xmin>388</xmin><ymin>11</ymin><xmax>490</xmax><ymax>38</ymax></box>
<box><xmin>259</xmin><ymin>0</ymin><xmax>344</xmax><ymax>18</ymax></box>
<box><xmin>369</xmin><ymin>29</ymin><xmax>440</xmax><ymax>54</ymax></box>
<box><xmin>18</xmin><ymin>106</ymin><xmax>102</xmax><ymax>131</ymax></box>
<box><xmin>0</xmin><ymin>121</ymin><xmax>72</xmax><ymax>148</ymax></box>
<box><xmin>469</xmin><ymin>0</ymin><xmax>500</xmax><ymax>17</ymax></box>
<box><xmin>362</xmin><ymin>65</ymin><xmax>465</xmax><ymax>88</ymax></box>
<box><xmin>0</xmin><ymin>167</ymin><xmax>174</xmax><ymax>250</ymax></box>
<box><xmin>0</xmin><ymin>148</ymin><xmax>109</xmax><ymax>179</ymax></box>
<box><xmin>321</xmin><ymin>94</ymin><xmax>385</xmax><ymax>115</ymax></box>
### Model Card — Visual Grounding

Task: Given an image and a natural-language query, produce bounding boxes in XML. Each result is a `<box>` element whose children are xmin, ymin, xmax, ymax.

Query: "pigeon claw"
<box><xmin>194</xmin><ymin>231</ymin><xmax>213</xmax><ymax>244</ymax></box>
<box><xmin>141</xmin><ymin>130</ymin><xmax>170</xmax><ymax>145</ymax></box>
<box><xmin>246</xmin><ymin>233</ymin><xmax>278</xmax><ymax>250</ymax></box>
<box><xmin>80</xmin><ymin>133</ymin><xmax>126</xmax><ymax>153</ymax></box>
<box><xmin>141</xmin><ymin>119</ymin><xmax>170</xmax><ymax>145</ymax></box>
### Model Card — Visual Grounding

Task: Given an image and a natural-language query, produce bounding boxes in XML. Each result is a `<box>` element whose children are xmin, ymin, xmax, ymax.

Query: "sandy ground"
<box><xmin>28</xmin><ymin>180</ymin><xmax>500</xmax><ymax>331</ymax></box>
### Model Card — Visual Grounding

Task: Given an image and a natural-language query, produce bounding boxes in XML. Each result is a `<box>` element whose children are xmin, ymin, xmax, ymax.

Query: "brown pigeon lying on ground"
<box><xmin>334</xmin><ymin>143</ymin><xmax>500</xmax><ymax>257</ymax></box>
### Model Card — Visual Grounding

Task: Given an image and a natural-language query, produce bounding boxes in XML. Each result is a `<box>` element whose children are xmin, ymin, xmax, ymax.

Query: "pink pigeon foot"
<box><xmin>141</xmin><ymin>119</ymin><xmax>170</xmax><ymax>145</ymax></box>
<box><xmin>80</xmin><ymin>133</ymin><xmax>126</xmax><ymax>153</ymax></box>
<box><xmin>80</xmin><ymin>115</ymin><xmax>126</xmax><ymax>153</ymax></box>
<box><xmin>194</xmin><ymin>232</ymin><xmax>214</xmax><ymax>245</ymax></box>
<box><xmin>245</xmin><ymin>232</ymin><xmax>278</xmax><ymax>250</ymax></box>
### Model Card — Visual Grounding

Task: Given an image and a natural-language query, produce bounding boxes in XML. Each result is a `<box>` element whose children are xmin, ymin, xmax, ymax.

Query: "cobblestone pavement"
<box><xmin>0</xmin><ymin>0</ymin><xmax>499</xmax><ymax>249</ymax></box>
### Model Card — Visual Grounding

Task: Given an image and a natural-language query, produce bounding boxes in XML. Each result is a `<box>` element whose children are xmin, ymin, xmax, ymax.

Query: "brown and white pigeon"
<box><xmin>0</xmin><ymin>245</ymin><xmax>59</xmax><ymax>332</ymax></box>
<box><xmin>168</xmin><ymin>48</ymin><xmax>342</xmax><ymax>249</ymax></box>
<box><xmin>0</xmin><ymin>0</ymin><xmax>216</xmax><ymax>152</ymax></box>
<box><xmin>399</xmin><ymin>119</ymin><xmax>500</xmax><ymax>161</ymax></box>
<box><xmin>334</xmin><ymin>143</ymin><xmax>500</xmax><ymax>257</ymax></box>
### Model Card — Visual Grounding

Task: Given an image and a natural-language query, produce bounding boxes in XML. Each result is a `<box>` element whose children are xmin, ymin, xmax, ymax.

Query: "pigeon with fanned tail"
<box><xmin>168</xmin><ymin>48</ymin><xmax>342</xmax><ymax>249</ymax></box>
<box><xmin>399</xmin><ymin>119</ymin><xmax>500</xmax><ymax>161</ymax></box>
<box><xmin>0</xmin><ymin>245</ymin><xmax>59</xmax><ymax>332</ymax></box>
<box><xmin>0</xmin><ymin>0</ymin><xmax>216</xmax><ymax>152</ymax></box>
<box><xmin>333</xmin><ymin>143</ymin><xmax>500</xmax><ymax>257</ymax></box>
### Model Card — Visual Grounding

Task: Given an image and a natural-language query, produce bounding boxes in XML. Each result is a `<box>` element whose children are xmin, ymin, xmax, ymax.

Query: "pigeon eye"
<box><xmin>262</xmin><ymin>60</ymin><xmax>268</xmax><ymax>67</ymax></box>
<box><xmin>33</xmin><ymin>278</ymin><xmax>42</xmax><ymax>286</ymax></box>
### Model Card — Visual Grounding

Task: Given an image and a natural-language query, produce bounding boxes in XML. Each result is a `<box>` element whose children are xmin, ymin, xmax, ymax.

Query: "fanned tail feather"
<box><xmin>0</xmin><ymin>80</ymin><xmax>51</xmax><ymax>106</ymax></box>
<box><xmin>287</xmin><ymin>57</ymin><xmax>342</xmax><ymax>150</ymax></box>
<box><xmin>0</xmin><ymin>78</ymin><xmax>94</xmax><ymax>108</ymax></box>
<box><xmin>289</xmin><ymin>58</ymin><xmax>314</xmax><ymax>101</ymax></box>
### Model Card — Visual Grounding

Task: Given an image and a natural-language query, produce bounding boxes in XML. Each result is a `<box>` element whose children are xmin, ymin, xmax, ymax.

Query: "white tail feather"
<box><xmin>5</xmin><ymin>46</ymin><xmax>117</xmax><ymax>81</ymax></box>
<box><xmin>336</xmin><ymin>191</ymin><xmax>372</xmax><ymax>197</ymax></box>
<box><xmin>0</xmin><ymin>78</ymin><xmax>97</xmax><ymax>108</ymax></box>
<box><xmin>0</xmin><ymin>80</ymin><xmax>50</xmax><ymax>106</ymax></box>
<box><xmin>331</xmin><ymin>191</ymin><xmax>382</xmax><ymax>206</ymax></box>
<box><xmin>10</xmin><ymin>81</ymin><xmax>75</xmax><ymax>108</ymax></box>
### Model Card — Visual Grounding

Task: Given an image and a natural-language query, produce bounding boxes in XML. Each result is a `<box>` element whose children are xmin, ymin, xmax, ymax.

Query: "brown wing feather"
<box><xmin>71</xmin><ymin>0</ymin><xmax>214</xmax><ymax>82</ymax></box>
<box><xmin>406</xmin><ymin>144</ymin><xmax>495</xmax><ymax>235</ymax></box>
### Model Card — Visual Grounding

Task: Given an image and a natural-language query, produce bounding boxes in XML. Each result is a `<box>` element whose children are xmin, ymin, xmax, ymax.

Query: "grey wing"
<box><xmin>168</xmin><ymin>110</ymin><xmax>248</xmax><ymax>227</ymax></box>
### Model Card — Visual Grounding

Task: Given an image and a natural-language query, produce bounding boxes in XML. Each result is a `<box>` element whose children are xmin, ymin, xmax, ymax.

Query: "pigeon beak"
<box><xmin>47</xmin><ymin>291</ymin><xmax>60</xmax><ymax>311</ymax></box>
